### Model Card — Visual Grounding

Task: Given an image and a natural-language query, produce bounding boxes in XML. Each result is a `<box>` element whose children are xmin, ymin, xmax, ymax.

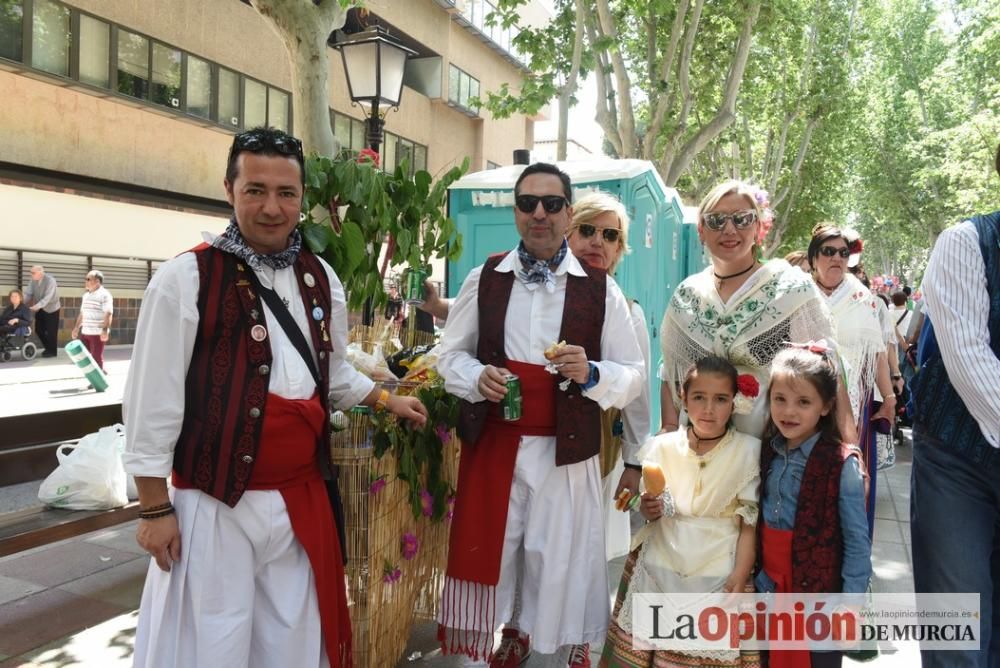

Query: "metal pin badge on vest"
<box><xmin>251</xmin><ymin>324</ymin><xmax>268</xmax><ymax>342</ymax></box>
<box><xmin>250</xmin><ymin>309</ymin><xmax>259</xmax><ymax>321</ymax></box>
<box><xmin>312</xmin><ymin>306</ymin><xmax>324</xmax><ymax>321</ymax></box>
<box><xmin>304</xmin><ymin>272</ymin><xmax>316</xmax><ymax>288</ymax></box>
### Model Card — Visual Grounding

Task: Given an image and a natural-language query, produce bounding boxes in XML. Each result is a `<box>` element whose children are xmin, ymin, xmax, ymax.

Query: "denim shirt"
<box><xmin>755</xmin><ymin>432</ymin><xmax>872</xmax><ymax>594</ymax></box>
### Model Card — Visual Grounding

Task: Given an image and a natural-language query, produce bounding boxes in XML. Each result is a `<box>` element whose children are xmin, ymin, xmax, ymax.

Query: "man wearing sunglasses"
<box><xmin>437</xmin><ymin>163</ymin><xmax>644</xmax><ymax>668</ymax></box>
<box><xmin>123</xmin><ymin>126</ymin><xmax>427</xmax><ymax>668</ymax></box>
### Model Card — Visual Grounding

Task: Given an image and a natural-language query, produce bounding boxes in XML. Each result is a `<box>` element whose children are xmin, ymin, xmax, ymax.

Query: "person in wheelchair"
<box><xmin>0</xmin><ymin>289</ymin><xmax>36</xmax><ymax>360</ymax></box>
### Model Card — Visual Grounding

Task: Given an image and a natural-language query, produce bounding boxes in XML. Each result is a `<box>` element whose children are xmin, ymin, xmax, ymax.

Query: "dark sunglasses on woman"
<box><xmin>515</xmin><ymin>194</ymin><xmax>569</xmax><ymax>214</ymax></box>
<box><xmin>819</xmin><ymin>246</ymin><xmax>852</xmax><ymax>258</ymax></box>
<box><xmin>573</xmin><ymin>223</ymin><xmax>621</xmax><ymax>243</ymax></box>
<box><xmin>702</xmin><ymin>210</ymin><xmax>757</xmax><ymax>231</ymax></box>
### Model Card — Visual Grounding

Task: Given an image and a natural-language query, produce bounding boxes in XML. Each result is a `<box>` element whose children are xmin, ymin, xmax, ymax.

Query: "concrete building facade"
<box><xmin>0</xmin><ymin>0</ymin><xmax>545</xmax><ymax>344</ymax></box>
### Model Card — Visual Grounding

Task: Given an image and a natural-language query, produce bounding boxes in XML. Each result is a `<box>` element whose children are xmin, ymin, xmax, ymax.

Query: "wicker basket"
<box><xmin>332</xmin><ymin>406</ymin><xmax>459</xmax><ymax>667</ymax></box>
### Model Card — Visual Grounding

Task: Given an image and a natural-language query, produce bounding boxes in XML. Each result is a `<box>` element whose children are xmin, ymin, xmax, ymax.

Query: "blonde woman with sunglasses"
<box><xmin>566</xmin><ymin>192</ymin><xmax>653</xmax><ymax>564</ymax></box>
<box><xmin>658</xmin><ymin>180</ymin><xmax>854</xmax><ymax>444</ymax></box>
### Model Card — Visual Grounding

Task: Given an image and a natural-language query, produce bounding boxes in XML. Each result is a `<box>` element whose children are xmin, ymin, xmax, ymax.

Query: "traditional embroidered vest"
<box><xmin>173</xmin><ymin>244</ymin><xmax>334</xmax><ymax>507</ymax></box>
<box><xmin>912</xmin><ymin>212</ymin><xmax>1000</xmax><ymax>457</ymax></box>
<box><xmin>456</xmin><ymin>252</ymin><xmax>607</xmax><ymax>466</ymax></box>
<box><xmin>760</xmin><ymin>438</ymin><xmax>859</xmax><ymax>592</ymax></box>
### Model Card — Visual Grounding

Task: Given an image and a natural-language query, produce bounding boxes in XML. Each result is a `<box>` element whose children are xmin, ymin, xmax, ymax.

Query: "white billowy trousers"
<box><xmin>132</xmin><ymin>488</ymin><xmax>329</xmax><ymax>668</ymax></box>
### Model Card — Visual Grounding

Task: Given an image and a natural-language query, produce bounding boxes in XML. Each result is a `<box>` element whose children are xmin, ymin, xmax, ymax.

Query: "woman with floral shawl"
<box><xmin>658</xmin><ymin>181</ymin><xmax>854</xmax><ymax>443</ymax></box>
<box><xmin>807</xmin><ymin>224</ymin><xmax>896</xmax><ymax>536</ymax></box>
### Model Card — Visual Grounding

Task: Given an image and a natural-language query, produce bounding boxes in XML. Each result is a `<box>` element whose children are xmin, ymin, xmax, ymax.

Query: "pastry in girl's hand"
<box><xmin>642</xmin><ymin>463</ymin><xmax>667</xmax><ymax>497</ymax></box>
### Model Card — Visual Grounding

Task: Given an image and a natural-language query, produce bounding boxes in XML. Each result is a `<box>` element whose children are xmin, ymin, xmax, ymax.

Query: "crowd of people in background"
<box><xmin>0</xmin><ymin>265</ymin><xmax>113</xmax><ymax>367</ymax></box>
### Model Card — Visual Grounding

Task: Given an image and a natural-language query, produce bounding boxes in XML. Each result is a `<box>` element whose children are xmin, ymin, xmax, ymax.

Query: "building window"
<box><xmin>268</xmin><ymin>87</ymin><xmax>289</xmax><ymax>132</ymax></box>
<box><xmin>151</xmin><ymin>42</ymin><xmax>181</xmax><ymax>108</ymax></box>
<box><xmin>0</xmin><ymin>0</ymin><xmax>24</xmax><ymax>62</ymax></box>
<box><xmin>1</xmin><ymin>4</ymin><xmax>292</xmax><ymax>133</ymax></box>
<box><xmin>31</xmin><ymin>0</ymin><xmax>70</xmax><ymax>77</ymax></box>
<box><xmin>218</xmin><ymin>66</ymin><xmax>240</xmax><ymax>127</ymax></box>
<box><xmin>447</xmin><ymin>64</ymin><xmax>479</xmax><ymax>116</ymax></box>
<box><xmin>185</xmin><ymin>54</ymin><xmax>211</xmax><ymax>119</ymax></box>
<box><xmin>78</xmin><ymin>14</ymin><xmax>109</xmax><ymax>88</ymax></box>
<box><xmin>413</xmin><ymin>145</ymin><xmax>427</xmax><ymax>173</ymax></box>
<box><xmin>116</xmin><ymin>29</ymin><xmax>149</xmax><ymax>99</ymax></box>
<box><xmin>243</xmin><ymin>77</ymin><xmax>266</xmax><ymax>129</ymax></box>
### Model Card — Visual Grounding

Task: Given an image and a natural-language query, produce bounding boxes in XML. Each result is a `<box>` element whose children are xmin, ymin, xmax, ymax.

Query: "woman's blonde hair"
<box><xmin>697</xmin><ymin>180</ymin><xmax>763</xmax><ymax>221</ymax></box>
<box><xmin>569</xmin><ymin>191</ymin><xmax>631</xmax><ymax>272</ymax></box>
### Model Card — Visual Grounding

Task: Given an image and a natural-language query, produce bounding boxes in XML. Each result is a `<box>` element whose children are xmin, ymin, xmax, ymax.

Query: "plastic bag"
<box><xmin>38</xmin><ymin>424</ymin><xmax>128</xmax><ymax>510</ymax></box>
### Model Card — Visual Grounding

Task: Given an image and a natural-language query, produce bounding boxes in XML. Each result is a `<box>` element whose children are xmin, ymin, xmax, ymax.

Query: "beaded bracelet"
<box><xmin>139</xmin><ymin>502</ymin><xmax>173</xmax><ymax>514</ymax></box>
<box><xmin>139</xmin><ymin>505</ymin><xmax>176</xmax><ymax>520</ymax></box>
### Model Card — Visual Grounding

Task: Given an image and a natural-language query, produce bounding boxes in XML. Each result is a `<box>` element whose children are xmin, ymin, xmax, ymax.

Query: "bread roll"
<box><xmin>544</xmin><ymin>340</ymin><xmax>567</xmax><ymax>360</ymax></box>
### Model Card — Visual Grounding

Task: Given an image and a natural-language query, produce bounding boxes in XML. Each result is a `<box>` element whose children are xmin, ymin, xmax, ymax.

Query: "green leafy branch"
<box><xmin>300</xmin><ymin>154</ymin><xmax>469</xmax><ymax>311</ymax></box>
<box><xmin>371</xmin><ymin>380</ymin><xmax>461</xmax><ymax>521</ymax></box>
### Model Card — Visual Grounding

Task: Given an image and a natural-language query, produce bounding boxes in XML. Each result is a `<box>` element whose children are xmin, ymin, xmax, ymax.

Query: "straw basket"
<box><xmin>332</xmin><ymin>405</ymin><xmax>459</xmax><ymax>667</ymax></box>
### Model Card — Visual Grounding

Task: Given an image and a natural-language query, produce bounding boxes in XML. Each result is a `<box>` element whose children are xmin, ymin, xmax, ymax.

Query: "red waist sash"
<box><xmin>761</xmin><ymin>522</ymin><xmax>809</xmax><ymax>668</ymax></box>
<box><xmin>445</xmin><ymin>360</ymin><xmax>557</xmax><ymax>585</ymax></box>
<box><xmin>173</xmin><ymin>392</ymin><xmax>351</xmax><ymax>667</ymax></box>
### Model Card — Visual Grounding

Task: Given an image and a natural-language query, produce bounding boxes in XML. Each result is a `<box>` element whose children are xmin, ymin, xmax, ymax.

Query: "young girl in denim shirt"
<box><xmin>757</xmin><ymin>344</ymin><xmax>873</xmax><ymax>668</ymax></box>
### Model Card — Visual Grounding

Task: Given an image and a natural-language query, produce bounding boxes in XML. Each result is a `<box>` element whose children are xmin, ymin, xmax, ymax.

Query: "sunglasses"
<box><xmin>819</xmin><ymin>246</ymin><xmax>851</xmax><ymax>258</ymax></box>
<box><xmin>573</xmin><ymin>223</ymin><xmax>621</xmax><ymax>243</ymax></box>
<box><xmin>702</xmin><ymin>210</ymin><xmax>757</xmax><ymax>231</ymax></box>
<box><xmin>230</xmin><ymin>129</ymin><xmax>304</xmax><ymax>162</ymax></box>
<box><xmin>515</xmin><ymin>194</ymin><xmax>569</xmax><ymax>214</ymax></box>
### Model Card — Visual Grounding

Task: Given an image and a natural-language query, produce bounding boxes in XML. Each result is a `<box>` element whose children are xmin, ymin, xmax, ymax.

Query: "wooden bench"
<box><xmin>0</xmin><ymin>502</ymin><xmax>140</xmax><ymax>558</ymax></box>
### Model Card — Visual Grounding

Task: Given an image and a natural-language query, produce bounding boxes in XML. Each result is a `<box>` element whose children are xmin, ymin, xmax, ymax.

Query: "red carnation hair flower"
<box><xmin>736</xmin><ymin>374</ymin><xmax>760</xmax><ymax>398</ymax></box>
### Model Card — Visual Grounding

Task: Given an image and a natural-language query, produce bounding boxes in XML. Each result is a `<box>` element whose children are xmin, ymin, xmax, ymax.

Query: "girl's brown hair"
<box><xmin>764</xmin><ymin>347</ymin><xmax>842</xmax><ymax>444</ymax></box>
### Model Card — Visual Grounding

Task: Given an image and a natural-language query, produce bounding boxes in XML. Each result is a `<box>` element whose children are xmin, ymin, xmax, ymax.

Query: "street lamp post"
<box><xmin>335</xmin><ymin>25</ymin><xmax>416</xmax><ymax>156</ymax></box>
<box><xmin>334</xmin><ymin>25</ymin><xmax>416</xmax><ymax>325</ymax></box>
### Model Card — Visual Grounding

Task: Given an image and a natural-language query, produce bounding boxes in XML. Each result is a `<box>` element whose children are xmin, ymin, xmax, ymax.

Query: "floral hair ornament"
<box><xmin>751</xmin><ymin>187</ymin><xmax>774</xmax><ymax>245</ymax></box>
<box><xmin>733</xmin><ymin>373</ymin><xmax>760</xmax><ymax>415</ymax></box>
<box><xmin>785</xmin><ymin>339</ymin><xmax>836</xmax><ymax>356</ymax></box>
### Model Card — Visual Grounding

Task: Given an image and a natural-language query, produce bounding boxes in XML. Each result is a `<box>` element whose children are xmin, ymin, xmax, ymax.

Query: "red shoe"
<box><xmin>567</xmin><ymin>643</ymin><xmax>591</xmax><ymax>668</ymax></box>
<box><xmin>489</xmin><ymin>627</ymin><xmax>531</xmax><ymax>667</ymax></box>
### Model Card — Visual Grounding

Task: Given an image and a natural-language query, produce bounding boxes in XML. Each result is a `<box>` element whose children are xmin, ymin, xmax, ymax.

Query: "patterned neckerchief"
<box><xmin>516</xmin><ymin>239</ymin><xmax>568</xmax><ymax>292</ymax></box>
<box><xmin>211</xmin><ymin>216</ymin><xmax>302</xmax><ymax>271</ymax></box>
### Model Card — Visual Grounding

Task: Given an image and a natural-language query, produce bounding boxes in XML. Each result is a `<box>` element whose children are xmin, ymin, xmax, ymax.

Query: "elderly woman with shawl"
<box><xmin>807</xmin><ymin>223</ymin><xmax>896</xmax><ymax>536</ymax></box>
<box><xmin>659</xmin><ymin>180</ymin><xmax>856</xmax><ymax>442</ymax></box>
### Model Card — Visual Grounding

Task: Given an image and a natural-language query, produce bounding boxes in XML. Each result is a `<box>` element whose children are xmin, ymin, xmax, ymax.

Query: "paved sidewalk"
<box><xmin>0</xmin><ymin>345</ymin><xmax>132</xmax><ymax>419</ymax></box>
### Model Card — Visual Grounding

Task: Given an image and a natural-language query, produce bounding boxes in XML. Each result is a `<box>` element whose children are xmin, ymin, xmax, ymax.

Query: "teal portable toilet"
<box><xmin>447</xmin><ymin>159</ymin><xmax>690</xmax><ymax>432</ymax></box>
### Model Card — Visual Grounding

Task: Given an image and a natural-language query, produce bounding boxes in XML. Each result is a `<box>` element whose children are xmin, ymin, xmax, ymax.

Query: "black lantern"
<box><xmin>335</xmin><ymin>26</ymin><xmax>416</xmax><ymax>152</ymax></box>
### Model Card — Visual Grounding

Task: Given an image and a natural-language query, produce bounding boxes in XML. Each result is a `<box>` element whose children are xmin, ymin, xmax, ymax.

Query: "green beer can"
<box><xmin>403</xmin><ymin>267</ymin><xmax>428</xmax><ymax>305</ymax></box>
<box><xmin>501</xmin><ymin>374</ymin><xmax>522</xmax><ymax>421</ymax></box>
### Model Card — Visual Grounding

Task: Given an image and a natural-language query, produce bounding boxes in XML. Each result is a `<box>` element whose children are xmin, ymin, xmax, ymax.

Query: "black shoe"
<box><xmin>41</xmin><ymin>351</ymin><xmax>57</xmax><ymax>358</ymax></box>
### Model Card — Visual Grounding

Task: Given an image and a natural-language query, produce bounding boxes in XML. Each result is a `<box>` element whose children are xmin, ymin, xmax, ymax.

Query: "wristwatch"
<box><xmin>578</xmin><ymin>362</ymin><xmax>601</xmax><ymax>390</ymax></box>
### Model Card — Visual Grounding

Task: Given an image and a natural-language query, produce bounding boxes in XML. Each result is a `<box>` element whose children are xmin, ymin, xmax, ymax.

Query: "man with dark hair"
<box><xmin>911</xmin><ymin>143</ymin><xmax>1000</xmax><ymax>666</ymax></box>
<box><xmin>123</xmin><ymin>127</ymin><xmax>427</xmax><ymax>667</ymax></box>
<box><xmin>436</xmin><ymin>162</ymin><xmax>644</xmax><ymax>667</ymax></box>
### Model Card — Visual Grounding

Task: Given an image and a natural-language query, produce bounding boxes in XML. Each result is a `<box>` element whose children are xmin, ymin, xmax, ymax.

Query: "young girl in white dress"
<box><xmin>601</xmin><ymin>355</ymin><xmax>761</xmax><ymax>668</ymax></box>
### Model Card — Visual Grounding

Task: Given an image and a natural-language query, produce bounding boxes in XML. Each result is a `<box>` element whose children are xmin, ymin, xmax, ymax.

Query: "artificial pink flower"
<box><xmin>420</xmin><ymin>489</ymin><xmax>434</xmax><ymax>517</ymax></box>
<box><xmin>435</xmin><ymin>423</ymin><xmax>452</xmax><ymax>444</ymax></box>
<box><xmin>401</xmin><ymin>532</ymin><xmax>419</xmax><ymax>561</ymax></box>
<box><xmin>382</xmin><ymin>561</ymin><xmax>402</xmax><ymax>584</ymax></box>
<box><xmin>369</xmin><ymin>475</ymin><xmax>387</xmax><ymax>495</ymax></box>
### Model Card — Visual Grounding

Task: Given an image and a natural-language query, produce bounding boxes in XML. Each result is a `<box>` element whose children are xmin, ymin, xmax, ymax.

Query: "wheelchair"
<box><xmin>0</xmin><ymin>325</ymin><xmax>37</xmax><ymax>362</ymax></box>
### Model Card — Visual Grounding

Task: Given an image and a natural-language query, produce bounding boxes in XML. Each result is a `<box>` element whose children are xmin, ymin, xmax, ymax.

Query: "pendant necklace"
<box><xmin>714</xmin><ymin>261</ymin><xmax>756</xmax><ymax>291</ymax></box>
